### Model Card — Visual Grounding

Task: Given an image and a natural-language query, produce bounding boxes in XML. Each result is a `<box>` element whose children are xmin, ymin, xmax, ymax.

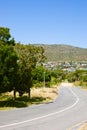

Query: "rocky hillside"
<box><xmin>35</xmin><ymin>44</ymin><xmax>87</xmax><ymax>62</ymax></box>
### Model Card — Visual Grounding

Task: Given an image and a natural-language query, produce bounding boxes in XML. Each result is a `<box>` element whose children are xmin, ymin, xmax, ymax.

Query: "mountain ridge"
<box><xmin>34</xmin><ymin>44</ymin><xmax>87</xmax><ymax>62</ymax></box>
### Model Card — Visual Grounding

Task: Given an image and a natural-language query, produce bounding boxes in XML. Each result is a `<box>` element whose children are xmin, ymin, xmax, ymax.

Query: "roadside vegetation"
<box><xmin>0</xmin><ymin>27</ymin><xmax>59</xmax><ymax>110</ymax></box>
<box><xmin>0</xmin><ymin>27</ymin><xmax>87</xmax><ymax>110</ymax></box>
<box><xmin>0</xmin><ymin>87</ymin><xmax>58</xmax><ymax>110</ymax></box>
<box><xmin>66</xmin><ymin>70</ymin><xmax>87</xmax><ymax>89</ymax></box>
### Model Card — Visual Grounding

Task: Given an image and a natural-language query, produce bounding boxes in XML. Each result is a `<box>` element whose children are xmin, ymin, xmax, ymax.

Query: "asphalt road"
<box><xmin>0</xmin><ymin>83</ymin><xmax>87</xmax><ymax>130</ymax></box>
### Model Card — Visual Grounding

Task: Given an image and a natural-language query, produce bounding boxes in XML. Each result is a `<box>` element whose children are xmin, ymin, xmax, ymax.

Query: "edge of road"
<box><xmin>67</xmin><ymin>120</ymin><xmax>87</xmax><ymax>130</ymax></box>
<box><xmin>0</xmin><ymin>83</ymin><xmax>80</xmax><ymax>129</ymax></box>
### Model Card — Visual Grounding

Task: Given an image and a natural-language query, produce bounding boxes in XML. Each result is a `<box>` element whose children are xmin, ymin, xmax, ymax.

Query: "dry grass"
<box><xmin>0</xmin><ymin>87</ymin><xmax>58</xmax><ymax>110</ymax></box>
<box><xmin>31</xmin><ymin>87</ymin><xmax>58</xmax><ymax>102</ymax></box>
<box><xmin>74</xmin><ymin>81</ymin><xmax>81</xmax><ymax>86</ymax></box>
<box><xmin>6</xmin><ymin>87</ymin><xmax>58</xmax><ymax>100</ymax></box>
<box><xmin>78</xmin><ymin>123</ymin><xmax>87</xmax><ymax>130</ymax></box>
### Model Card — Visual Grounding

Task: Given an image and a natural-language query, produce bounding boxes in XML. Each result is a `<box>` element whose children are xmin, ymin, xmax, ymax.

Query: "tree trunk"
<box><xmin>13</xmin><ymin>87</ymin><xmax>16</xmax><ymax>100</ymax></box>
<box><xmin>28</xmin><ymin>88</ymin><xmax>31</xmax><ymax>99</ymax></box>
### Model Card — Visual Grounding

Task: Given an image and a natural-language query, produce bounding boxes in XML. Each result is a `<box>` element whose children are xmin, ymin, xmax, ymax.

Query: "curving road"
<box><xmin>0</xmin><ymin>83</ymin><xmax>87</xmax><ymax>130</ymax></box>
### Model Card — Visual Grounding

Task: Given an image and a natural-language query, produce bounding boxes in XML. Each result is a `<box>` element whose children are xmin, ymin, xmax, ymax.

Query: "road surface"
<box><xmin>0</xmin><ymin>83</ymin><xmax>87</xmax><ymax>130</ymax></box>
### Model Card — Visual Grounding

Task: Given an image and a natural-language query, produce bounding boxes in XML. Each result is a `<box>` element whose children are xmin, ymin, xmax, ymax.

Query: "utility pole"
<box><xmin>43</xmin><ymin>72</ymin><xmax>45</xmax><ymax>87</ymax></box>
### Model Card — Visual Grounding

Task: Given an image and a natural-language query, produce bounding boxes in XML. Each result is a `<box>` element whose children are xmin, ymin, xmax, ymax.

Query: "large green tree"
<box><xmin>0</xmin><ymin>27</ymin><xmax>18</xmax><ymax>99</ymax></box>
<box><xmin>15</xmin><ymin>43</ymin><xmax>46</xmax><ymax>98</ymax></box>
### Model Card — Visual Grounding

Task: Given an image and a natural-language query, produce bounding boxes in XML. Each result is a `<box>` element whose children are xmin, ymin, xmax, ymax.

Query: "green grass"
<box><xmin>0</xmin><ymin>94</ymin><xmax>46</xmax><ymax>110</ymax></box>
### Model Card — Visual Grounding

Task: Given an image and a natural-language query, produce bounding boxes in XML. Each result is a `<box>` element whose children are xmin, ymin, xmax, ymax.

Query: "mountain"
<box><xmin>35</xmin><ymin>44</ymin><xmax>87</xmax><ymax>62</ymax></box>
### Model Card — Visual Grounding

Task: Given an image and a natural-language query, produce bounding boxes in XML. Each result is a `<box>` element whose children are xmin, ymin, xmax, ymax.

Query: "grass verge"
<box><xmin>0</xmin><ymin>87</ymin><xmax>58</xmax><ymax>110</ymax></box>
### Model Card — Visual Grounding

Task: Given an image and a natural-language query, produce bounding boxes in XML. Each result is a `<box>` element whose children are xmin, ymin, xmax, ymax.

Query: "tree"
<box><xmin>51</xmin><ymin>69</ymin><xmax>66</xmax><ymax>82</ymax></box>
<box><xmin>32</xmin><ymin>66</ymin><xmax>51</xmax><ymax>87</ymax></box>
<box><xmin>0</xmin><ymin>27</ymin><xmax>18</xmax><ymax>99</ymax></box>
<box><xmin>0</xmin><ymin>27</ymin><xmax>15</xmax><ymax>46</ymax></box>
<box><xmin>15</xmin><ymin>43</ymin><xmax>46</xmax><ymax>98</ymax></box>
<box><xmin>66</xmin><ymin>70</ymin><xmax>87</xmax><ymax>83</ymax></box>
<box><xmin>32</xmin><ymin>66</ymin><xmax>45</xmax><ymax>82</ymax></box>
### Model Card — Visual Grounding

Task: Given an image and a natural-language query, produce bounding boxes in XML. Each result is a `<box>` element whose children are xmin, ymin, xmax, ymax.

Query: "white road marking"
<box><xmin>0</xmin><ymin>87</ymin><xmax>79</xmax><ymax>128</ymax></box>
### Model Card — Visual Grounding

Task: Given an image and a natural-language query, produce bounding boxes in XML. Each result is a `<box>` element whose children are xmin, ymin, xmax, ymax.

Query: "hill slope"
<box><xmin>36</xmin><ymin>44</ymin><xmax>87</xmax><ymax>61</ymax></box>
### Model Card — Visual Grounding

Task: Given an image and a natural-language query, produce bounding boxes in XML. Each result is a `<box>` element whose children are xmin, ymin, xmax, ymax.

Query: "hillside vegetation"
<box><xmin>36</xmin><ymin>44</ymin><xmax>87</xmax><ymax>62</ymax></box>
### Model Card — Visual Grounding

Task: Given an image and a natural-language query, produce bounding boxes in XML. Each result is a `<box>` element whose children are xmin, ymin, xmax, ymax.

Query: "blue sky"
<box><xmin>0</xmin><ymin>0</ymin><xmax>87</xmax><ymax>48</ymax></box>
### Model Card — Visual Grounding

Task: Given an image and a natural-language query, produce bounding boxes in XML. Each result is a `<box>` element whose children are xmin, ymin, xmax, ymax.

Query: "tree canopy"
<box><xmin>0</xmin><ymin>27</ymin><xmax>46</xmax><ymax>99</ymax></box>
<box><xmin>0</xmin><ymin>27</ymin><xmax>18</xmax><ymax>98</ymax></box>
